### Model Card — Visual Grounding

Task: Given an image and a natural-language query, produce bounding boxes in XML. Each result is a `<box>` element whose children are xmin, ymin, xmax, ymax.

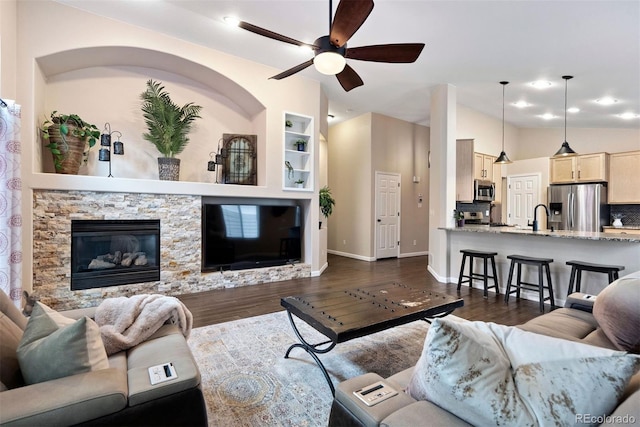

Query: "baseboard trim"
<box><xmin>398</xmin><ymin>251</ymin><xmax>428</xmax><ymax>258</ymax></box>
<box><xmin>327</xmin><ymin>250</ymin><xmax>375</xmax><ymax>262</ymax></box>
<box><xmin>311</xmin><ymin>262</ymin><xmax>329</xmax><ymax>277</ymax></box>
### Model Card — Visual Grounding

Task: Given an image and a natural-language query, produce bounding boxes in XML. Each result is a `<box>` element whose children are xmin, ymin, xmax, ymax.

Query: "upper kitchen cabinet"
<box><xmin>608</xmin><ymin>150</ymin><xmax>640</xmax><ymax>204</ymax></box>
<box><xmin>474</xmin><ymin>152</ymin><xmax>495</xmax><ymax>182</ymax></box>
<box><xmin>456</xmin><ymin>139</ymin><xmax>501</xmax><ymax>202</ymax></box>
<box><xmin>549</xmin><ymin>153</ymin><xmax>609</xmax><ymax>184</ymax></box>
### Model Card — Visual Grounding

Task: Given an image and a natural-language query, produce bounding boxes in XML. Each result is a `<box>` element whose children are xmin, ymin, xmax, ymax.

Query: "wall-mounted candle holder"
<box><xmin>98</xmin><ymin>123</ymin><xmax>124</xmax><ymax>177</ymax></box>
<box><xmin>206</xmin><ymin>138</ymin><xmax>228</xmax><ymax>183</ymax></box>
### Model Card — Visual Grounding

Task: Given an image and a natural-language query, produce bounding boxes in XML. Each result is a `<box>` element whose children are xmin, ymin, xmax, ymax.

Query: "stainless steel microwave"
<box><xmin>474</xmin><ymin>179</ymin><xmax>495</xmax><ymax>202</ymax></box>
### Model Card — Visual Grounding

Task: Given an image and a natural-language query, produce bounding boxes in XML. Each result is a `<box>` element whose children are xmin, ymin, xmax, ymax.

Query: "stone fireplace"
<box><xmin>70</xmin><ymin>219</ymin><xmax>161</xmax><ymax>290</ymax></box>
<box><xmin>33</xmin><ymin>190</ymin><xmax>311</xmax><ymax>310</ymax></box>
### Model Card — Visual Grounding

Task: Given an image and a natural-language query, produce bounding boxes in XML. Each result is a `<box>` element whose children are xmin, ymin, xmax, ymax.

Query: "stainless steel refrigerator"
<box><xmin>548</xmin><ymin>183</ymin><xmax>609</xmax><ymax>232</ymax></box>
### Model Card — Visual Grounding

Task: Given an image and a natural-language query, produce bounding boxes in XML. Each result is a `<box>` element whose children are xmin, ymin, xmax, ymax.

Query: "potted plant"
<box><xmin>294</xmin><ymin>179</ymin><xmax>305</xmax><ymax>188</ymax></box>
<box><xmin>140</xmin><ymin>79</ymin><xmax>202</xmax><ymax>180</ymax></box>
<box><xmin>454</xmin><ymin>210</ymin><xmax>465</xmax><ymax>227</ymax></box>
<box><xmin>40</xmin><ymin>111</ymin><xmax>100</xmax><ymax>174</ymax></box>
<box><xmin>294</xmin><ymin>139</ymin><xmax>307</xmax><ymax>152</ymax></box>
<box><xmin>319</xmin><ymin>186</ymin><xmax>335</xmax><ymax>229</ymax></box>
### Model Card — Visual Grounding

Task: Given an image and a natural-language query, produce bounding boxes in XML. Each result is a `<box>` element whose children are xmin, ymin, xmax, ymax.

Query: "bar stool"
<box><xmin>504</xmin><ymin>255</ymin><xmax>555</xmax><ymax>312</ymax></box>
<box><xmin>457</xmin><ymin>249</ymin><xmax>500</xmax><ymax>298</ymax></box>
<box><xmin>566</xmin><ymin>261</ymin><xmax>625</xmax><ymax>295</ymax></box>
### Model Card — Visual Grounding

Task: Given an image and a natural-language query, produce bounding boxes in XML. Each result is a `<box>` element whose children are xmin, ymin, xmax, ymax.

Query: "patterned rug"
<box><xmin>188</xmin><ymin>310</ymin><xmax>432</xmax><ymax>426</ymax></box>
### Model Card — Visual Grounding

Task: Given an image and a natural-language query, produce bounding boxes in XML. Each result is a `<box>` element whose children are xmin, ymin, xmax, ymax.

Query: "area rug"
<box><xmin>188</xmin><ymin>310</ymin><xmax>433</xmax><ymax>426</ymax></box>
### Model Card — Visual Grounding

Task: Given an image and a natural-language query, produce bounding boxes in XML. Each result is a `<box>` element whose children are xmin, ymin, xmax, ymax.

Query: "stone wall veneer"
<box><xmin>33</xmin><ymin>190</ymin><xmax>310</xmax><ymax>310</ymax></box>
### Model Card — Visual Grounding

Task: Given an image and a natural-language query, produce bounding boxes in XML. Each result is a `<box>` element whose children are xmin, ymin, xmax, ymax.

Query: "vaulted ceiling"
<box><xmin>57</xmin><ymin>0</ymin><xmax>640</xmax><ymax>130</ymax></box>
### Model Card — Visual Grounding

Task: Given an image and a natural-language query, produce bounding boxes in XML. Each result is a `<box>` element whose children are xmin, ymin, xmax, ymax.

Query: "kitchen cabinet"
<box><xmin>474</xmin><ymin>153</ymin><xmax>495</xmax><ymax>181</ymax></box>
<box><xmin>608</xmin><ymin>150</ymin><xmax>640</xmax><ymax>204</ymax></box>
<box><xmin>602</xmin><ymin>228</ymin><xmax>640</xmax><ymax>235</ymax></box>
<box><xmin>549</xmin><ymin>153</ymin><xmax>609</xmax><ymax>184</ymax></box>
<box><xmin>283</xmin><ymin>112</ymin><xmax>313</xmax><ymax>191</ymax></box>
<box><xmin>456</xmin><ymin>139</ymin><xmax>499</xmax><ymax>202</ymax></box>
<box><xmin>456</xmin><ymin>139</ymin><xmax>474</xmax><ymax>202</ymax></box>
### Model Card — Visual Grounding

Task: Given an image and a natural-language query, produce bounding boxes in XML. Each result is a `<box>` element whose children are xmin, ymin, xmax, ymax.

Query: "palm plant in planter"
<box><xmin>40</xmin><ymin>111</ymin><xmax>100</xmax><ymax>174</ymax></box>
<box><xmin>140</xmin><ymin>79</ymin><xmax>202</xmax><ymax>180</ymax></box>
<box><xmin>319</xmin><ymin>186</ymin><xmax>336</xmax><ymax>229</ymax></box>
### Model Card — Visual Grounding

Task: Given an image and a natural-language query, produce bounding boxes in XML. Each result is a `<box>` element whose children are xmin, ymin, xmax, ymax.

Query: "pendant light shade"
<box><xmin>494</xmin><ymin>81</ymin><xmax>512</xmax><ymax>164</ymax></box>
<box><xmin>553</xmin><ymin>75</ymin><xmax>577</xmax><ymax>157</ymax></box>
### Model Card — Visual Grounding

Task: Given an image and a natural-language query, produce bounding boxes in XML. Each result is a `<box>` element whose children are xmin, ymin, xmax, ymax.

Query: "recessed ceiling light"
<box><xmin>513</xmin><ymin>101</ymin><xmax>532</xmax><ymax>108</ymax></box>
<box><xmin>529</xmin><ymin>80</ymin><xmax>553</xmax><ymax>89</ymax></box>
<box><xmin>223</xmin><ymin>16</ymin><xmax>240</xmax><ymax>26</ymax></box>
<box><xmin>595</xmin><ymin>97</ymin><xmax>618</xmax><ymax>105</ymax></box>
<box><xmin>298</xmin><ymin>45</ymin><xmax>313</xmax><ymax>54</ymax></box>
<box><xmin>618</xmin><ymin>112</ymin><xmax>640</xmax><ymax>119</ymax></box>
<box><xmin>567</xmin><ymin>107</ymin><xmax>580</xmax><ymax>113</ymax></box>
<box><xmin>539</xmin><ymin>113</ymin><xmax>557</xmax><ymax>120</ymax></box>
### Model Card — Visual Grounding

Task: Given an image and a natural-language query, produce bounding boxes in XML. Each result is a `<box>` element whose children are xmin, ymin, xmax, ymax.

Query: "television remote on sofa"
<box><xmin>353</xmin><ymin>381</ymin><xmax>398</xmax><ymax>406</ymax></box>
<box><xmin>148</xmin><ymin>362</ymin><xmax>178</xmax><ymax>385</ymax></box>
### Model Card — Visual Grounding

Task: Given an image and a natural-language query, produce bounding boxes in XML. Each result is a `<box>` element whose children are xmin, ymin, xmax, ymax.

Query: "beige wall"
<box><xmin>457</xmin><ymin>104</ymin><xmax>519</xmax><ymax>158</ymax></box>
<box><xmin>0</xmin><ymin>0</ymin><xmax>17</xmax><ymax>99</ymax></box>
<box><xmin>327</xmin><ymin>113</ymin><xmax>373</xmax><ymax>259</ymax></box>
<box><xmin>371</xmin><ymin>113</ymin><xmax>429</xmax><ymax>256</ymax></box>
<box><xmin>328</xmin><ymin>113</ymin><xmax>429</xmax><ymax>260</ymax></box>
<box><xmin>515</xmin><ymin>128</ymin><xmax>640</xmax><ymax>159</ymax></box>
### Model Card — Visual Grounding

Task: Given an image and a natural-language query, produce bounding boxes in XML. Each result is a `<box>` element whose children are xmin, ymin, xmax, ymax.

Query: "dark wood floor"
<box><xmin>179</xmin><ymin>254</ymin><xmax>543</xmax><ymax>328</ymax></box>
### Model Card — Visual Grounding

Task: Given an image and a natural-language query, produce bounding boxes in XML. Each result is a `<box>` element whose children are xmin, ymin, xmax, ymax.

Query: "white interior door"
<box><xmin>507</xmin><ymin>174</ymin><xmax>540</xmax><ymax>228</ymax></box>
<box><xmin>375</xmin><ymin>172</ymin><xmax>400</xmax><ymax>259</ymax></box>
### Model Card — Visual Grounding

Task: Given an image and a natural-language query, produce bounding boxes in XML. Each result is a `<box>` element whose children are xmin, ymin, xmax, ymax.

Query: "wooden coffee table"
<box><xmin>280</xmin><ymin>282</ymin><xmax>464</xmax><ymax>395</ymax></box>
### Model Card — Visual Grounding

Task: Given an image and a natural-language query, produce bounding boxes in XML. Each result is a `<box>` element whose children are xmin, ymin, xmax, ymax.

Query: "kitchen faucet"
<box><xmin>530</xmin><ymin>203</ymin><xmax>550</xmax><ymax>232</ymax></box>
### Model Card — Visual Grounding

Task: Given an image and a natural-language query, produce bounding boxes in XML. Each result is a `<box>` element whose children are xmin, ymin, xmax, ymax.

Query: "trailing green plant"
<box><xmin>294</xmin><ymin>139</ymin><xmax>308</xmax><ymax>147</ymax></box>
<box><xmin>140</xmin><ymin>79</ymin><xmax>202</xmax><ymax>158</ymax></box>
<box><xmin>40</xmin><ymin>111</ymin><xmax>100</xmax><ymax>170</ymax></box>
<box><xmin>295</xmin><ymin>179</ymin><xmax>305</xmax><ymax>184</ymax></box>
<box><xmin>319</xmin><ymin>186</ymin><xmax>336</xmax><ymax>218</ymax></box>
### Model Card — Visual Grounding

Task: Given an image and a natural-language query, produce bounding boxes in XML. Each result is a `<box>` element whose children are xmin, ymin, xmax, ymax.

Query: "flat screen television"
<box><xmin>202</xmin><ymin>199</ymin><xmax>302</xmax><ymax>272</ymax></box>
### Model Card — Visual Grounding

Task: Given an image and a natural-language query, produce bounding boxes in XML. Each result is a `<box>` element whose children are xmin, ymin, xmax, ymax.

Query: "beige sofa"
<box><xmin>0</xmin><ymin>291</ymin><xmax>207</xmax><ymax>426</ymax></box>
<box><xmin>329</xmin><ymin>273</ymin><xmax>640</xmax><ymax>427</ymax></box>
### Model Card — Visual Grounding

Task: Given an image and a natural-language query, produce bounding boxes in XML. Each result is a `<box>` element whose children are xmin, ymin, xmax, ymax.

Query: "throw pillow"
<box><xmin>0</xmin><ymin>312</ymin><xmax>25</xmax><ymax>389</ymax></box>
<box><xmin>407</xmin><ymin>318</ymin><xmax>640</xmax><ymax>426</ymax></box>
<box><xmin>593</xmin><ymin>274</ymin><xmax>640</xmax><ymax>353</ymax></box>
<box><xmin>17</xmin><ymin>302</ymin><xmax>109</xmax><ymax>385</ymax></box>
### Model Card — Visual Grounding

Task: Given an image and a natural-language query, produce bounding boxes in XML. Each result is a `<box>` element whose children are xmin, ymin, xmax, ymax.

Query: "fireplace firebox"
<box><xmin>71</xmin><ymin>219</ymin><xmax>160</xmax><ymax>290</ymax></box>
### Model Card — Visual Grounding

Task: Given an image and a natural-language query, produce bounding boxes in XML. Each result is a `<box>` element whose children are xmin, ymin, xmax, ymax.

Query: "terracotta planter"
<box><xmin>46</xmin><ymin>124</ymin><xmax>87</xmax><ymax>174</ymax></box>
<box><xmin>158</xmin><ymin>157</ymin><xmax>181</xmax><ymax>181</ymax></box>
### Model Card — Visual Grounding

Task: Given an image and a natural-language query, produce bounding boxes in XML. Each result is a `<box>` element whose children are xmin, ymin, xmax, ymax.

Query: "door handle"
<box><xmin>377</xmin><ymin>219</ymin><xmax>381</xmax><ymax>222</ymax></box>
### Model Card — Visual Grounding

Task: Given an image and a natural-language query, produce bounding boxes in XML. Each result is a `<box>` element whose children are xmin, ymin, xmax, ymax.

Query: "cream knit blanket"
<box><xmin>95</xmin><ymin>294</ymin><xmax>193</xmax><ymax>355</ymax></box>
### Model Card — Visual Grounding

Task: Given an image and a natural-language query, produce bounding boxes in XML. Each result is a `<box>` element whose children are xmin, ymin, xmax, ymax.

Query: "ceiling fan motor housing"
<box><xmin>315</xmin><ymin>35</ymin><xmax>347</xmax><ymax>57</ymax></box>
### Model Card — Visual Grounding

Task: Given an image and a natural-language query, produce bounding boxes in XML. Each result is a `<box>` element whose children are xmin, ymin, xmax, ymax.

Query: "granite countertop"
<box><xmin>441</xmin><ymin>224</ymin><xmax>640</xmax><ymax>243</ymax></box>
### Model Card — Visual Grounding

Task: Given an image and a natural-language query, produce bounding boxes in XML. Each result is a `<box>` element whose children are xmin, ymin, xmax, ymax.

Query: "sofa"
<box><xmin>329</xmin><ymin>272</ymin><xmax>640</xmax><ymax>427</ymax></box>
<box><xmin>0</xmin><ymin>291</ymin><xmax>208</xmax><ymax>426</ymax></box>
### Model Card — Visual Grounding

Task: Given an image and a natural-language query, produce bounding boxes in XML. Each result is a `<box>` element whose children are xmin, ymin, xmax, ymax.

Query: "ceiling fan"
<box><xmin>234</xmin><ymin>0</ymin><xmax>425</xmax><ymax>92</ymax></box>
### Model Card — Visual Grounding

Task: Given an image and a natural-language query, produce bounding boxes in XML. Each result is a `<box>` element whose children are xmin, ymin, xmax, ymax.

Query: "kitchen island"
<box><xmin>441</xmin><ymin>225</ymin><xmax>640</xmax><ymax>306</ymax></box>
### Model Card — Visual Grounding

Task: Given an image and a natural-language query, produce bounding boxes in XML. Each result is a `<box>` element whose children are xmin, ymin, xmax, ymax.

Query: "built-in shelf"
<box><xmin>284</xmin><ymin>112</ymin><xmax>313</xmax><ymax>192</ymax></box>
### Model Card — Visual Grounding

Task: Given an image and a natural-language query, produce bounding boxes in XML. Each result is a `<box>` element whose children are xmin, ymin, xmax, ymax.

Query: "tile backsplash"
<box><xmin>610</xmin><ymin>204</ymin><xmax>640</xmax><ymax>227</ymax></box>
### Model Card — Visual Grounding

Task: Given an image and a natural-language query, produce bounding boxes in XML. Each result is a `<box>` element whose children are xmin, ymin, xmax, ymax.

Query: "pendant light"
<box><xmin>494</xmin><ymin>81</ymin><xmax>512</xmax><ymax>164</ymax></box>
<box><xmin>553</xmin><ymin>75</ymin><xmax>577</xmax><ymax>157</ymax></box>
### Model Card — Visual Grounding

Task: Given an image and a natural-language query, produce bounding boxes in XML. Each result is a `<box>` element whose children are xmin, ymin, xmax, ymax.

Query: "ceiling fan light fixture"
<box><xmin>314</xmin><ymin>51</ymin><xmax>346</xmax><ymax>75</ymax></box>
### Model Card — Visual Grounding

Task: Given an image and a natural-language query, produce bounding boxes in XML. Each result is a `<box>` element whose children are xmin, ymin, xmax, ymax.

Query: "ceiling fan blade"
<box><xmin>329</xmin><ymin>0</ymin><xmax>374</xmax><ymax>48</ymax></box>
<box><xmin>269</xmin><ymin>59</ymin><xmax>315</xmax><ymax>80</ymax></box>
<box><xmin>346</xmin><ymin>43</ymin><xmax>425</xmax><ymax>63</ymax></box>
<box><xmin>238</xmin><ymin>21</ymin><xmax>310</xmax><ymax>48</ymax></box>
<box><xmin>336</xmin><ymin>64</ymin><xmax>364</xmax><ymax>92</ymax></box>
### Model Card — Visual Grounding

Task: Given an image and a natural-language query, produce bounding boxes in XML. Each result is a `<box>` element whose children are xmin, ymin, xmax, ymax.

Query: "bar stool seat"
<box><xmin>566</xmin><ymin>261</ymin><xmax>625</xmax><ymax>295</ymax></box>
<box><xmin>504</xmin><ymin>255</ymin><xmax>555</xmax><ymax>312</ymax></box>
<box><xmin>457</xmin><ymin>249</ymin><xmax>500</xmax><ymax>298</ymax></box>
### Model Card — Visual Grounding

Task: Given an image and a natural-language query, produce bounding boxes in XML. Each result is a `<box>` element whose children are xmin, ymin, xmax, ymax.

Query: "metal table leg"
<box><xmin>284</xmin><ymin>311</ymin><xmax>337</xmax><ymax>395</ymax></box>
